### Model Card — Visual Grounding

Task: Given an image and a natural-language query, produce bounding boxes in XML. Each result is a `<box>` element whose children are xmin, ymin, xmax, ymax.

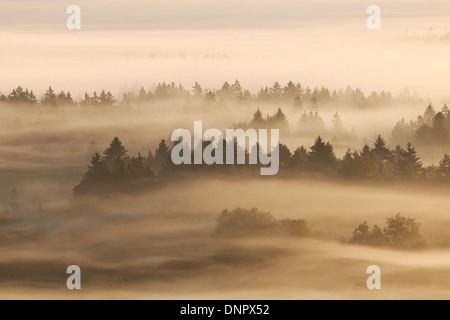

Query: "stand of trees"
<box><xmin>74</xmin><ymin>134</ymin><xmax>450</xmax><ymax>195</ymax></box>
<box><xmin>74</xmin><ymin>137</ymin><xmax>155</xmax><ymax>195</ymax></box>
<box><xmin>0</xmin><ymin>86</ymin><xmax>115</xmax><ymax>107</ymax></box>
<box><xmin>232</xmin><ymin>108</ymin><xmax>356</xmax><ymax>142</ymax></box>
<box><xmin>392</xmin><ymin>104</ymin><xmax>450</xmax><ymax>150</ymax></box>
<box><xmin>214</xmin><ymin>207</ymin><xmax>310</xmax><ymax>238</ymax></box>
<box><xmin>348</xmin><ymin>214</ymin><xmax>425</xmax><ymax>249</ymax></box>
<box><xmin>0</xmin><ymin>81</ymin><xmax>426</xmax><ymax>109</ymax></box>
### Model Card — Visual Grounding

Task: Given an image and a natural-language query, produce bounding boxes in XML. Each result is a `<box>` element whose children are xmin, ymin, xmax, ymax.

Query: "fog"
<box><xmin>1</xmin><ymin>177</ymin><xmax>450</xmax><ymax>299</ymax></box>
<box><xmin>1</xmin><ymin>0</ymin><xmax>450</xmax><ymax>300</ymax></box>
<box><xmin>0</xmin><ymin>103</ymin><xmax>450</xmax><ymax>300</ymax></box>
<box><xmin>1</xmin><ymin>7</ymin><xmax>450</xmax><ymax>99</ymax></box>
<box><xmin>0</xmin><ymin>97</ymin><xmax>447</xmax><ymax>203</ymax></box>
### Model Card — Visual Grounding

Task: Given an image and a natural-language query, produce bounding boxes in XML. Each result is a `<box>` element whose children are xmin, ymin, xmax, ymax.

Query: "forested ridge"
<box><xmin>2</xmin><ymin>82</ymin><xmax>450</xmax><ymax>194</ymax></box>
<box><xmin>74</xmin><ymin>134</ymin><xmax>450</xmax><ymax>195</ymax></box>
<box><xmin>0</xmin><ymin>80</ymin><xmax>424</xmax><ymax>108</ymax></box>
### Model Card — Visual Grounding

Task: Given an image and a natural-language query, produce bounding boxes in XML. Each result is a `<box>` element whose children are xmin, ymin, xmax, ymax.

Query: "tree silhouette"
<box><xmin>355</xmin><ymin>145</ymin><xmax>379</xmax><ymax>179</ymax></box>
<box><xmin>57</xmin><ymin>91</ymin><xmax>74</xmax><ymax>105</ymax></box>
<box><xmin>282</xmin><ymin>81</ymin><xmax>297</xmax><ymax>100</ymax></box>
<box><xmin>138</xmin><ymin>86</ymin><xmax>152</xmax><ymax>102</ymax></box>
<box><xmin>395</xmin><ymin>143</ymin><xmax>422</xmax><ymax>179</ymax></box>
<box><xmin>349</xmin><ymin>222</ymin><xmax>385</xmax><ymax>246</ymax></box>
<box><xmin>340</xmin><ymin>146</ymin><xmax>379</xmax><ymax>179</ymax></box>
<box><xmin>155</xmin><ymin>139</ymin><xmax>170</xmax><ymax>162</ymax></box>
<box><xmin>331</xmin><ymin>112</ymin><xmax>344</xmax><ymax>135</ymax></box>
<box><xmin>270</xmin><ymin>81</ymin><xmax>282</xmax><ymax>99</ymax></box>
<box><xmin>128</xmin><ymin>153</ymin><xmax>154</xmax><ymax>180</ymax></box>
<box><xmin>104</xmin><ymin>137</ymin><xmax>128</xmax><ymax>160</ymax></box>
<box><xmin>311</xmin><ymin>96</ymin><xmax>318</xmax><ymax>110</ymax></box>
<box><xmin>292</xmin><ymin>146</ymin><xmax>308</xmax><ymax>174</ymax></box>
<box><xmin>268</xmin><ymin>108</ymin><xmax>289</xmax><ymax>135</ymax></box>
<box><xmin>231</xmin><ymin>79</ymin><xmax>242</xmax><ymax>96</ymax></box>
<box><xmin>422</xmin><ymin>104</ymin><xmax>436</xmax><ymax>126</ymax></box>
<box><xmin>340</xmin><ymin>149</ymin><xmax>356</xmax><ymax>178</ymax></box>
<box><xmin>297</xmin><ymin>111</ymin><xmax>325</xmax><ymax>138</ymax></box>
<box><xmin>384</xmin><ymin>214</ymin><xmax>424</xmax><ymax>249</ymax></box>
<box><xmin>7</xmin><ymin>86</ymin><xmax>37</xmax><ymax>104</ymax></box>
<box><xmin>214</xmin><ymin>207</ymin><xmax>278</xmax><ymax>238</ymax></box>
<box><xmin>349</xmin><ymin>214</ymin><xmax>424</xmax><ymax>249</ymax></box>
<box><xmin>192</xmin><ymin>82</ymin><xmax>203</xmax><ymax>98</ymax></box>
<box><xmin>278</xmin><ymin>144</ymin><xmax>293</xmax><ymax>172</ymax></box>
<box><xmin>40</xmin><ymin>86</ymin><xmax>57</xmax><ymax>106</ymax></box>
<box><xmin>153</xmin><ymin>139</ymin><xmax>171</xmax><ymax>174</ymax></box>
<box><xmin>371</xmin><ymin>135</ymin><xmax>395</xmax><ymax>179</ymax></box>
<box><xmin>0</xmin><ymin>81</ymin><xmax>429</xmax><ymax>109</ymax></box>
<box><xmin>308</xmin><ymin>136</ymin><xmax>336</xmax><ymax>173</ymax></box>
<box><xmin>404</xmin><ymin>104</ymin><xmax>450</xmax><ymax>150</ymax></box>
<box><xmin>279</xmin><ymin>219</ymin><xmax>310</xmax><ymax>237</ymax></box>
<box><xmin>100</xmin><ymin>90</ymin><xmax>116</xmax><ymax>106</ymax></box>
<box><xmin>392</xmin><ymin>118</ymin><xmax>415</xmax><ymax>146</ymax></box>
<box><xmin>372</xmin><ymin>135</ymin><xmax>391</xmax><ymax>161</ymax></box>
<box><xmin>438</xmin><ymin>154</ymin><xmax>450</xmax><ymax>181</ymax></box>
<box><xmin>74</xmin><ymin>152</ymin><xmax>109</xmax><ymax>194</ymax></box>
<box><xmin>214</xmin><ymin>207</ymin><xmax>309</xmax><ymax>238</ymax></box>
<box><xmin>250</xmin><ymin>108</ymin><xmax>264</xmax><ymax>128</ymax></box>
<box><xmin>102</xmin><ymin>137</ymin><xmax>128</xmax><ymax>179</ymax></box>
<box><xmin>293</xmin><ymin>95</ymin><xmax>302</xmax><ymax>108</ymax></box>
<box><xmin>75</xmin><ymin>137</ymin><xmax>156</xmax><ymax>195</ymax></box>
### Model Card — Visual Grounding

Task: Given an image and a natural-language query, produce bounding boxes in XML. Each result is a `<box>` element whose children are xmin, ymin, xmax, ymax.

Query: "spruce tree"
<box><xmin>331</xmin><ymin>112</ymin><xmax>344</xmax><ymax>135</ymax></box>
<box><xmin>251</xmin><ymin>108</ymin><xmax>264</xmax><ymax>126</ymax></box>
<box><xmin>40</xmin><ymin>86</ymin><xmax>57</xmax><ymax>106</ymax></box>
<box><xmin>308</xmin><ymin>136</ymin><xmax>336</xmax><ymax>173</ymax></box>
<box><xmin>439</xmin><ymin>154</ymin><xmax>450</xmax><ymax>180</ymax></box>
<box><xmin>292</xmin><ymin>146</ymin><xmax>308</xmax><ymax>173</ymax></box>
<box><xmin>372</xmin><ymin>135</ymin><xmax>391</xmax><ymax>161</ymax></box>
<box><xmin>404</xmin><ymin>143</ymin><xmax>422</xmax><ymax>178</ymax></box>
<box><xmin>104</xmin><ymin>137</ymin><xmax>127</xmax><ymax>160</ymax></box>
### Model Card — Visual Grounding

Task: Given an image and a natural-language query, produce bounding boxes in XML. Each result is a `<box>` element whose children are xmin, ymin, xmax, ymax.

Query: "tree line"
<box><xmin>233</xmin><ymin>107</ymin><xmax>356</xmax><ymax>141</ymax></box>
<box><xmin>213</xmin><ymin>207</ymin><xmax>424</xmax><ymax>250</ymax></box>
<box><xmin>0</xmin><ymin>80</ymin><xmax>425</xmax><ymax>109</ymax></box>
<box><xmin>0</xmin><ymin>86</ymin><xmax>115</xmax><ymax>107</ymax></box>
<box><xmin>393</xmin><ymin>103</ymin><xmax>450</xmax><ymax>150</ymax></box>
<box><xmin>74</xmin><ymin>134</ymin><xmax>450</xmax><ymax>195</ymax></box>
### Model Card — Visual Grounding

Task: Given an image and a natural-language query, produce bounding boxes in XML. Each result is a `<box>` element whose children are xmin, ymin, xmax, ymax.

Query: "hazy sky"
<box><xmin>0</xmin><ymin>0</ymin><xmax>449</xmax><ymax>99</ymax></box>
<box><xmin>1</xmin><ymin>0</ymin><xmax>449</xmax><ymax>30</ymax></box>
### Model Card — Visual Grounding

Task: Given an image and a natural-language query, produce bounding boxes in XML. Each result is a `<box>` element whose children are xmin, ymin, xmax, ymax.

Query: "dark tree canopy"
<box><xmin>349</xmin><ymin>214</ymin><xmax>424</xmax><ymax>249</ymax></box>
<box><xmin>104</xmin><ymin>137</ymin><xmax>128</xmax><ymax>160</ymax></box>
<box><xmin>308</xmin><ymin>136</ymin><xmax>336</xmax><ymax>172</ymax></box>
<box><xmin>214</xmin><ymin>207</ymin><xmax>309</xmax><ymax>238</ymax></box>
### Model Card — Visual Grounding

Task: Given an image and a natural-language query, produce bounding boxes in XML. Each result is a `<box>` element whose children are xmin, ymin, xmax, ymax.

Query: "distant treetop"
<box><xmin>0</xmin><ymin>81</ymin><xmax>427</xmax><ymax>109</ymax></box>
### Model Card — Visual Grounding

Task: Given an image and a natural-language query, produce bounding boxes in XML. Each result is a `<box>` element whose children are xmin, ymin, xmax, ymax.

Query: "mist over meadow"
<box><xmin>1</xmin><ymin>0</ymin><xmax>450</xmax><ymax>300</ymax></box>
<box><xmin>0</xmin><ymin>81</ymin><xmax>450</xmax><ymax>299</ymax></box>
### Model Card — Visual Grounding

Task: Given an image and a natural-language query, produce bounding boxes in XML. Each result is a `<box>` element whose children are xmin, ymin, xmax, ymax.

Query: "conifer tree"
<box><xmin>104</xmin><ymin>137</ymin><xmax>128</xmax><ymax>160</ymax></box>
<box><xmin>40</xmin><ymin>86</ymin><xmax>57</xmax><ymax>106</ymax></box>
<box><xmin>250</xmin><ymin>108</ymin><xmax>264</xmax><ymax>127</ymax></box>
<box><xmin>372</xmin><ymin>135</ymin><xmax>391</xmax><ymax>161</ymax></box>
<box><xmin>308</xmin><ymin>136</ymin><xmax>336</xmax><ymax>173</ymax></box>
<box><xmin>292</xmin><ymin>146</ymin><xmax>308</xmax><ymax>173</ymax></box>
<box><xmin>439</xmin><ymin>154</ymin><xmax>450</xmax><ymax>180</ymax></box>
